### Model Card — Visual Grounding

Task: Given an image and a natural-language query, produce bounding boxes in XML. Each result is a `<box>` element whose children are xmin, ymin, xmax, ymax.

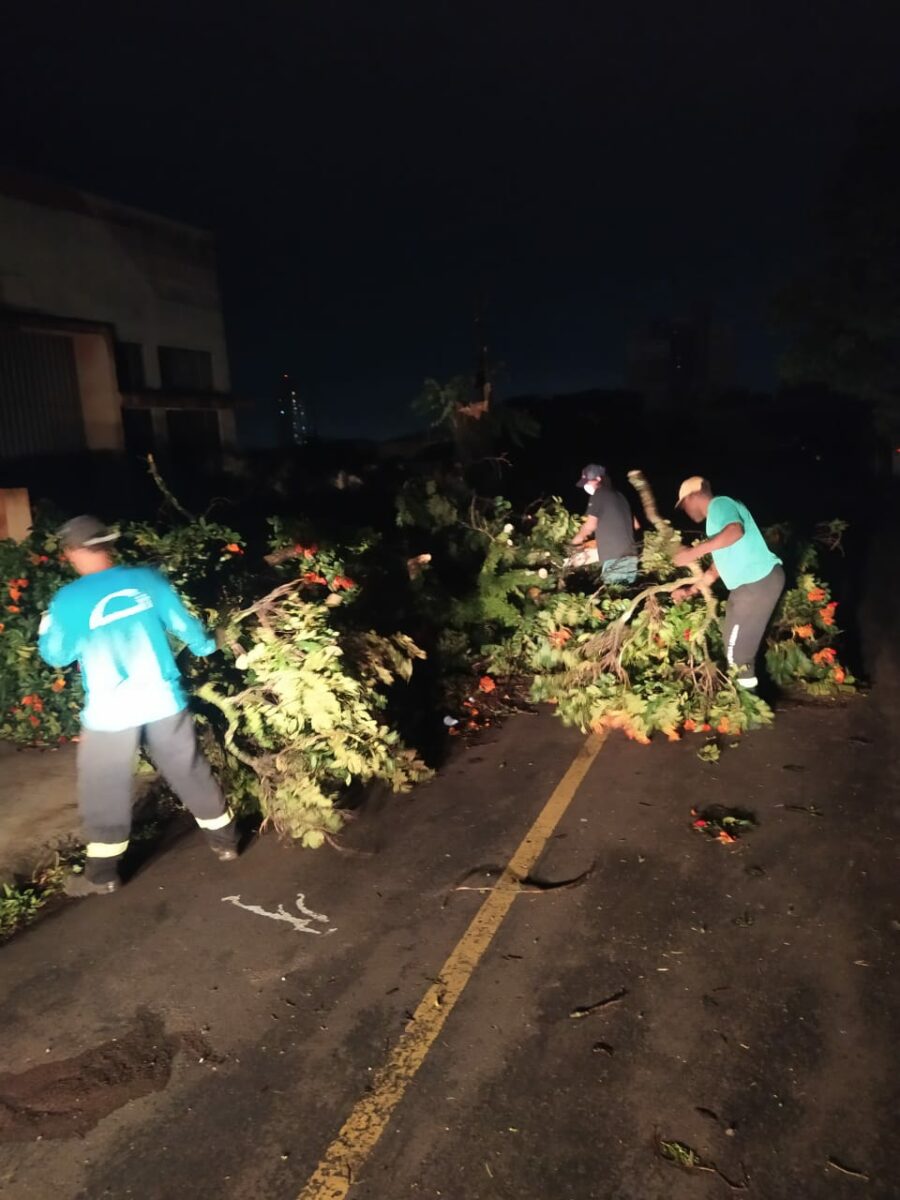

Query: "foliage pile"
<box><xmin>764</xmin><ymin>521</ymin><xmax>856</xmax><ymax>696</ymax></box>
<box><xmin>0</xmin><ymin>529</ymin><xmax>83</xmax><ymax>743</ymax></box>
<box><xmin>0</xmin><ymin>463</ymin><xmax>858</xmax><ymax>856</ymax></box>
<box><xmin>197</xmin><ymin>580</ymin><xmax>429</xmax><ymax>846</ymax></box>
<box><xmin>0</xmin><ymin>501</ymin><xmax>429</xmax><ymax>847</ymax></box>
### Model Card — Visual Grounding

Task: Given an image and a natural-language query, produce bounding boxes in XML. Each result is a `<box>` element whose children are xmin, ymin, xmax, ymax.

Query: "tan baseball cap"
<box><xmin>675</xmin><ymin>476</ymin><xmax>707</xmax><ymax>508</ymax></box>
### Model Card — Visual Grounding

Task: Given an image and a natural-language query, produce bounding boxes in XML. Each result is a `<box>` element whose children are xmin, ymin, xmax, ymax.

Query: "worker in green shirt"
<box><xmin>671</xmin><ymin>477</ymin><xmax>784</xmax><ymax>691</ymax></box>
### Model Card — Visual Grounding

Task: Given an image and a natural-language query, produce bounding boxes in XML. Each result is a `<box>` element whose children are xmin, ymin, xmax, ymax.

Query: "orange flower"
<box><xmin>7</xmin><ymin>605</ymin><xmax>20</xmax><ymax>613</ymax></box>
<box><xmin>683</xmin><ymin>718</ymin><xmax>697</xmax><ymax>732</ymax></box>
<box><xmin>792</xmin><ymin>624</ymin><xmax>814</xmax><ymax>639</ymax></box>
<box><xmin>29</xmin><ymin>715</ymin><xmax>40</xmax><ymax>727</ymax></box>
<box><xmin>701</xmin><ymin>722</ymin><xmax>711</xmax><ymax>732</ymax></box>
<box><xmin>332</xmin><ymin>576</ymin><xmax>356</xmax><ymax>591</ymax></box>
<box><xmin>0</xmin><ymin>623</ymin><xmax>4</xmax><ymax>633</ymax></box>
<box><xmin>807</xmin><ymin>587</ymin><xmax>826</xmax><ymax>602</ymax></box>
<box><xmin>51</xmin><ymin>678</ymin><xmax>66</xmax><ymax>693</ymax></box>
<box><xmin>8</xmin><ymin>587</ymin><xmax>21</xmax><ymax>602</ymax></box>
<box><xmin>717</xmin><ymin>717</ymin><xmax>730</xmax><ymax>734</ymax></box>
<box><xmin>812</xmin><ymin>647</ymin><xmax>836</xmax><ymax>665</ymax></box>
<box><xmin>683</xmin><ymin>629</ymin><xmax>692</xmax><ymax>642</ymax></box>
<box><xmin>833</xmin><ymin>666</ymin><xmax>846</xmax><ymax>685</ymax></box>
<box><xmin>717</xmin><ymin>830</ymin><xmax>736</xmax><ymax>845</ymax></box>
<box><xmin>820</xmin><ymin>611</ymin><xmax>835</xmax><ymax>627</ymax></box>
<box><xmin>302</xmin><ymin>571</ymin><xmax>328</xmax><ymax>586</ymax></box>
<box><xmin>224</xmin><ymin>543</ymin><xmax>243</xmax><ymax>554</ymax></box>
<box><xmin>478</xmin><ymin>676</ymin><xmax>497</xmax><ymax>693</ymax></box>
<box><xmin>549</xmin><ymin>627</ymin><xmax>572</xmax><ymax>648</ymax></box>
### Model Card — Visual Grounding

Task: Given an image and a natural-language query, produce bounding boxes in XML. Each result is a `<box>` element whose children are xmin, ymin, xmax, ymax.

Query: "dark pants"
<box><xmin>722</xmin><ymin>565</ymin><xmax>785</xmax><ymax>688</ymax></box>
<box><xmin>78</xmin><ymin>709</ymin><xmax>235</xmax><ymax>884</ymax></box>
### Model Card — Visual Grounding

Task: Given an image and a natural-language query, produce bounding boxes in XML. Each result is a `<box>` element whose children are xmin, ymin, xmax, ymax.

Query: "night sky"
<box><xmin>3</xmin><ymin>2</ymin><xmax>900</xmax><ymax>440</ymax></box>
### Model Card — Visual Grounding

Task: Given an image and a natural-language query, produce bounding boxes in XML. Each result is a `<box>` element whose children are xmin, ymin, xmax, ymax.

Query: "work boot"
<box><xmin>64</xmin><ymin>873</ymin><xmax>120</xmax><ymax>897</ymax></box>
<box><xmin>204</xmin><ymin>814</ymin><xmax>239</xmax><ymax>862</ymax></box>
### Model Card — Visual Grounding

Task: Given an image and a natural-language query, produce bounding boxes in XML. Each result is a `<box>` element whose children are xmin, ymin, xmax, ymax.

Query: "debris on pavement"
<box><xmin>827</xmin><ymin>1156</ymin><xmax>870</xmax><ymax>1182</ymax></box>
<box><xmin>691</xmin><ymin>806</ymin><xmax>757</xmax><ymax>845</ymax></box>
<box><xmin>451</xmin><ymin>862</ymin><xmax>595</xmax><ymax>898</ymax></box>
<box><xmin>569</xmin><ymin>988</ymin><xmax>628</xmax><ymax>1019</ymax></box>
<box><xmin>656</xmin><ymin>1133</ymin><xmax>749</xmax><ymax>1190</ymax></box>
<box><xmin>698</xmin><ymin>743</ymin><xmax>721</xmax><ymax>763</ymax></box>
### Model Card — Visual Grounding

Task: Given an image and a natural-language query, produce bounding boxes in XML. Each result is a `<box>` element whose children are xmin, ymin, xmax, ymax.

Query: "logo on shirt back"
<box><xmin>88</xmin><ymin>588</ymin><xmax>154</xmax><ymax>630</ymax></box>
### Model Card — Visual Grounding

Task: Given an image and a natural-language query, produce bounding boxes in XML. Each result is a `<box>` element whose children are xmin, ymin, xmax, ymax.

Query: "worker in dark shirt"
<box><xmin>569</xmin><ymin>464</ymin><xmax>639</xmax><ymax>583</ymax></box>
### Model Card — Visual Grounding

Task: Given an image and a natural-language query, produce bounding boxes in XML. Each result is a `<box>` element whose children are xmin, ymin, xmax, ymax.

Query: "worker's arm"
<box><xmin>570</xmin><ymin>514</ymin><xmax>598</xmax><ymax>547</ymax></box>
<box><xmin>149</xmin><ymin>572</ymin><xmax>216</xmax><ymax>657</ymax></box>
<box><xmin>671</xmin><ymin>564</ymin><xmax>720</xmax><ymax>603</ymax></box>
<box><xmin>672</xmin><ymin>521</ymin><xmax>744</xmax><ymax>568</ymax></box>
<box><xmin>37</xmin><ymin>599</ymin><xmax>80</xmax><ymax>668</ymax></box>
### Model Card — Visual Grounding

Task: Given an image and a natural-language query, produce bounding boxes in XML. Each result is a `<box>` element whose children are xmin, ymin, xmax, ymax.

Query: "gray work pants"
<box><xmin>78</xmin><ymin>709</ymin><xmax>234</xmax><ymax>883</ymax></box>
<box><xmin>722</xmin><ymin>565</ymin><xmax>785</xmax><ymax>688</ymax></box>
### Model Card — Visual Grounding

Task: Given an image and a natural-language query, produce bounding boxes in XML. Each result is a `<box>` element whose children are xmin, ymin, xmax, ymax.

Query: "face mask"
<box><xmin>583</xmin><ymin>482</ymin><xmax>597</xmax><ymax>496</ymax></box>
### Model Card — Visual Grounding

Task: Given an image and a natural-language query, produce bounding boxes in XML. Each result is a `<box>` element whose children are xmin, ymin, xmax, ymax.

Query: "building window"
<box><xmin>115</xmin><ymin>342</ymin><xmax>145</xmax><ymax>392</ymax></box>
<box><xmin>158</xmin><ymin>346</ymin><xmax>213</xmax><ymax>392</ymax></box>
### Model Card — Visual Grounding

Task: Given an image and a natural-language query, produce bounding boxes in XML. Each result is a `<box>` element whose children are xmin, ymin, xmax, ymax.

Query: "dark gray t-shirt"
<box><xmin>586</xmin><ymin>486</ymin><xmax>636</xmax><ymax>562</ymax></box>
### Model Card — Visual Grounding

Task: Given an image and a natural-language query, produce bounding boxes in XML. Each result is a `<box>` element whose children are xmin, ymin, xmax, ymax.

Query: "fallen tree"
<box><xmin>0</xmin><ymin>464</ymin><xmax>857</xmax><ymax>847</ymax></box>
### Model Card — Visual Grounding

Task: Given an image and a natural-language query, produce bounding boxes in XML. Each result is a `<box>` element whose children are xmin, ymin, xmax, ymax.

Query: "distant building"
<box><xmin>0</xmin><ymin>171</ymin><xmax>237</xmax><ymax>461</ymax></box>
<box><xmin>626</xmin><ymin>311</ymin><xmax>733</xmax><ymax>410</ymax></box>
<box><xmin>276</xmin><ymin>373</ymin><xmax>311</xmax><ymax>446</ymax></box>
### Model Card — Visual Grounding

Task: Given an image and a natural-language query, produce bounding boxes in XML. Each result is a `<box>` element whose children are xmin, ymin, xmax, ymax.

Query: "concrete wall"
<box><xmin>0</xmin><ymin>179</ymin><xmax>230</xmax><ymax>393</ymax></box>
<box><xmin>71</xmin><ymin>330</ymin><xmax>125</xmax><ymax>451</ymax></box>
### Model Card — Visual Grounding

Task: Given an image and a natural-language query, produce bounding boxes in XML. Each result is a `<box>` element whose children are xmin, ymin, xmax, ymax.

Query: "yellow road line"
<box><xmin>297</xmin><ymin>731</ymin><xmax>607</xmax><ymax>1200</ymax></box>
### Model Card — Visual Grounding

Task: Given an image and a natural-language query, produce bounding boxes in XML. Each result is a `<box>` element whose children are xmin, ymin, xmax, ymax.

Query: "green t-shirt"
<box><xmin>706</xmin><ymin>495</ymin><xmax>781</xmax><ymax>590</ymax></box>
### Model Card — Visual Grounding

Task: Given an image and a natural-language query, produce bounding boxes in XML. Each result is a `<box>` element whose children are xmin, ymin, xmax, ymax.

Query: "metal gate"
<box><xmin>0</xmin><ymin>329</ymin><xmax>85</xmax><ymax>458</ymax></box>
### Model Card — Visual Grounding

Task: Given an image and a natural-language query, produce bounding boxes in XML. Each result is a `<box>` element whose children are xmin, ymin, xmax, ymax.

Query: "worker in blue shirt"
<box><xmin>39</xmin><ymin>515</ymin><xmax>238</xmax><ymax>896</ymax></box>
<box><xmin>670</xmin><ymin>477</ymin><xmax>784</xmax><ymax>691</ymax></box>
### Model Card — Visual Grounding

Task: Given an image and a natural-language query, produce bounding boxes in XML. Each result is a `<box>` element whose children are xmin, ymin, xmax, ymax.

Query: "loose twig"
<box><xmin>146</xmin><ymin>454</ymin><xmax>195</xmax><ymax>521</ymax></box>
<box><xmin>827</xmin><ymin>1157</ymin><xmax>870</xmax><ymax>1182</ymax></box>
<box><xmin>570</xmin><ymin>988</ymin><xmax>628</xmax><ymax>1019</ymax></box>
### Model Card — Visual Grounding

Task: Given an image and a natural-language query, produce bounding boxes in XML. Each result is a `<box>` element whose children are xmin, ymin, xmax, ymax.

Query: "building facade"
<box><xmin>0</xmin><ymin>171</ymin><xmax>236</xmax><ymax>461</ymax></box>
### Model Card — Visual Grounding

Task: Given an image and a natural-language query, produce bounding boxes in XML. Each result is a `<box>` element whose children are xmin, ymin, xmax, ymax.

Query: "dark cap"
<box><xmin>57</xmin><ymin>515</ymin><xmax>120</xmax><ymax>550</ymax></box>
<box><xmin>576</xmin><ymin>463</ymin><xmax>607</xmax><ymax>488</ymax></box>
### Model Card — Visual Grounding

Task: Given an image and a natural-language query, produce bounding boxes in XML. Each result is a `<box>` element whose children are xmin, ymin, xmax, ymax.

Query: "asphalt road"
<box><xmin>1</xmin><ymin>527</ymin><xmax>898</xmax><ymax>1200</ymax></box>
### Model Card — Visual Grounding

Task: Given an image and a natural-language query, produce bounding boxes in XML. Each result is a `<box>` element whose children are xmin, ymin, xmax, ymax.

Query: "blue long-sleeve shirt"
<box><xmin>38</xmin><ymin>564</ymin><xmax>215</xmax><ymax>731</ymax></box>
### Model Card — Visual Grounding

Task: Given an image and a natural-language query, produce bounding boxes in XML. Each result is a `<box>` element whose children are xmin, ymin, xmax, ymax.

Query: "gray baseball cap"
<box><xmin>57</xmin><ymin>515</ymin><xmax>120</xmax><ymax>550</ymax></box>
<box><xmin>576</xmin><ymin>463</ymin><xmax>607</xmax><ymax>488</ymax></box>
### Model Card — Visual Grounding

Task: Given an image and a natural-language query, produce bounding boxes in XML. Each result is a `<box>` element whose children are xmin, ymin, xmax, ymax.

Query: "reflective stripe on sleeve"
<box><xmin>195</xmin><ymin>810</ymin><xmax>233</xmax><ymax>831</ymax></box>
<box><xmin>86</xmin><ymin>840</ymin><xmax>129</xmax><ymax>858</ymax></box>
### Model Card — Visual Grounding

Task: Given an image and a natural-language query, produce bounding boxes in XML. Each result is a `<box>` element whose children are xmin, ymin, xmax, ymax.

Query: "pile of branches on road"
<box><xmin>0</xmin><ymin>462</ymin><xmax>856</xmax><ymax>845</ymax></box>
